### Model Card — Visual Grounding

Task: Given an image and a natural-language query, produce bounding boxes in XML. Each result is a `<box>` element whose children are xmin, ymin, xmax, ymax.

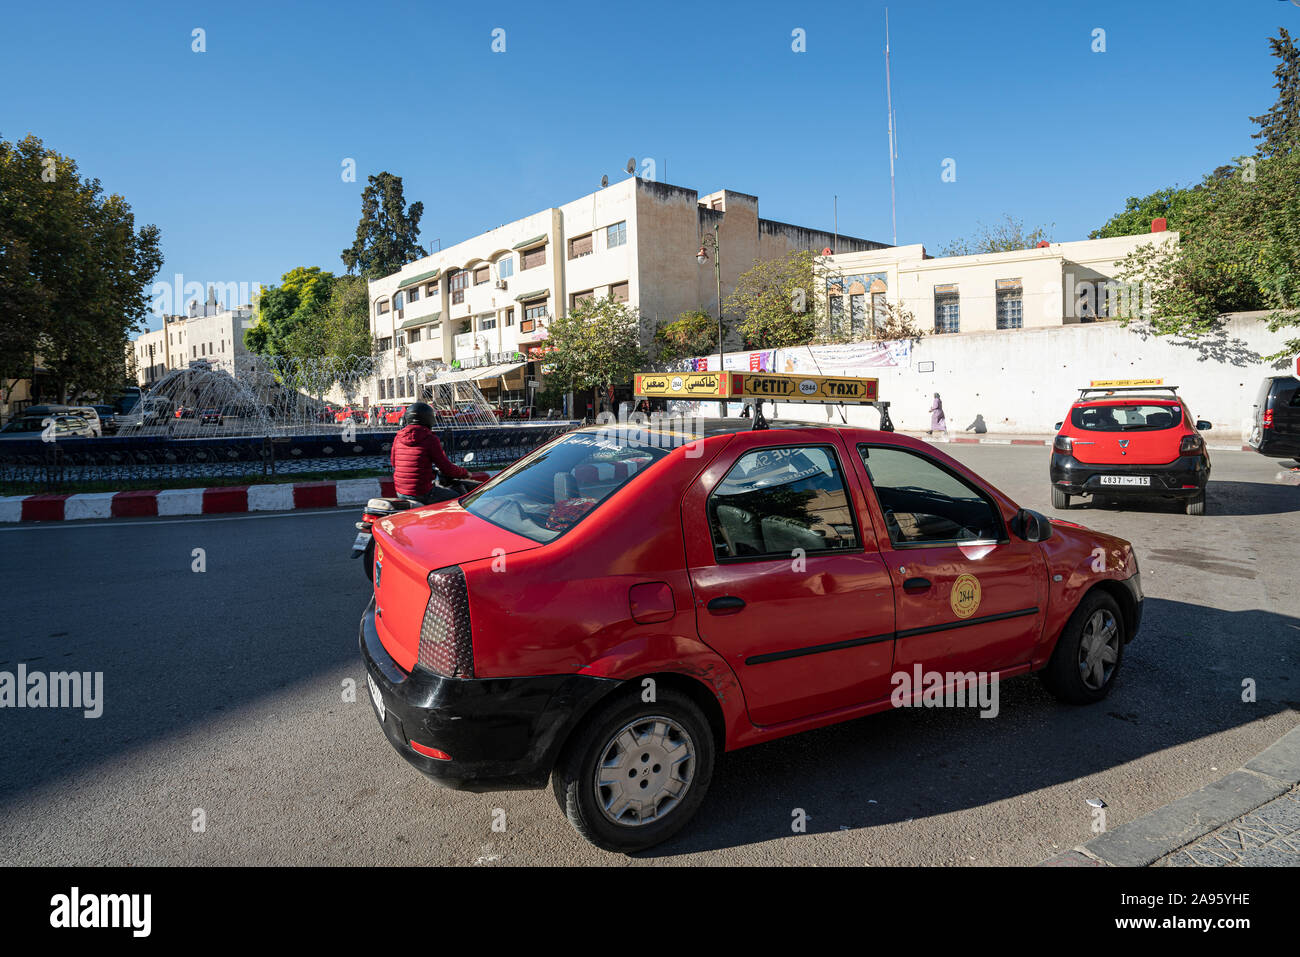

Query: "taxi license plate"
<box><xmin>367</xmin><ymin>673</ymin><xmax>385</xmax><ymax>721</ymax></box>
<box><xmin>1100</xmin><ymin>475</ymin><xmax>1149</xmax><ymax>486</ymax></box>
<box><xmin>352</xmin><ymin>531</ymin><xmax>372</xmax><ymax>552</ymax></box>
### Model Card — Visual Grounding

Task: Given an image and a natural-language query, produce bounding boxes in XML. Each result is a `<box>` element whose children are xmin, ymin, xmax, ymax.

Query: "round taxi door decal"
<box><xmin>950</xmin><ymin>574</ymin><xmax>981</xmax><ymax>619</ymax></box>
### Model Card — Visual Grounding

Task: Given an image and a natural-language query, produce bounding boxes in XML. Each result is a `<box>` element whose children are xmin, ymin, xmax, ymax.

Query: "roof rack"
<box><xmin>1077</xmin><ymin>385</ymin><xmax>1178</xmax><ymax>397</ymax></box>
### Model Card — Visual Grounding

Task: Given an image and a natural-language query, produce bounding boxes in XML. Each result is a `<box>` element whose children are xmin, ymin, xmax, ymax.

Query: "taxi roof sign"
<box><xmin>635</xmin><ymin>371</ymin><xmax>879</xmax><ymax>405</ymax></box>
<box><xmin>1088</xmin><ymin>378</ymin><xmax>1163</xmax><ymax>388</ymax></box>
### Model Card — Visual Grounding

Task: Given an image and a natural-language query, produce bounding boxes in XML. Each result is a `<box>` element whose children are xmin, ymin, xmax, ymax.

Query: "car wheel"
<box><xmin>1051</xmin><ymin>486</ymin><xmax>1070</xmax><ymax>510</ymax></box>
<box><xmin>363</xmin><ymin>538</ymin><xmax>375</xmax><ymax>582</ymax></box>
<box><xmin>1185</xmin><ymin>491</ymin><xmax>1205</xmax><ymax>516</ymax></box>
<box><xmin>1041</xmin><ymin>591</ymin><xmax>1125</xmax><ymax>704</ymax></box>
<box><xmin>552</xmin><ymin>688</ymin><xmax>714</xmax><ymax>853</ymax></box>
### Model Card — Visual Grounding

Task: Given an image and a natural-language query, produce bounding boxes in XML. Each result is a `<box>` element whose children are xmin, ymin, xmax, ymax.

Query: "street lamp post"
<box><xmin>696</xmin><ymin>224</ymin><xmax>724</xmax><ymax>376</ymax></box>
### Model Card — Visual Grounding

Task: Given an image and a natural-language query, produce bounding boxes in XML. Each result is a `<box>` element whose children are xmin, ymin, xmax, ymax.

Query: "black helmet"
<box><xmin>405</xmin><ymin>402</ymin><xmax>435</xmax><ymax>428</ymax></box>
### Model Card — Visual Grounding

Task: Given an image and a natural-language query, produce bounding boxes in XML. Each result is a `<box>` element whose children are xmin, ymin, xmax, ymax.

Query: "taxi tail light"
<box><xmin>409</xmin><ymin>741</ymin><xmax>451</xmax><ymax>760</ymax></box>
<box><xmin>417</xmin><ymin>565</ymin><xmax>475</xmax><ymax>678</ymax></box>
<box><xmin>1053</xmin><ymin>435</ymin><xmax>1073</xmax><ymax>453</ymax></box>
<box><xmin>1179</xmin><ymin>434</ymin><xmax>1205</xmax><ymax>455</ymax></box>
<box><xmin>1263</xmin><ymin>409</ymin><xmax>1274</xmax><ymax>430</ymax></box>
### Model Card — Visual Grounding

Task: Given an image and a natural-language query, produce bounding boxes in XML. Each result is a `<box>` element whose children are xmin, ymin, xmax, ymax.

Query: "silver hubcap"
<box><xmin>594</xmin><ymin>716</ymin><xmax>695</xmax><ymax>827</ymax></box>
<box><xmin>1078</xmin><ymin>609</ymin><xmax>1120</xmax><ymax>690</ymax></box>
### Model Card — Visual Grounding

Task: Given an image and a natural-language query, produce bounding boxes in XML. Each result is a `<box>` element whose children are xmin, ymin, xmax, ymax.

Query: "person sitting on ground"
<box><xmin>391</xmin><ymin>402</ymin><xmax>470</xmax><ymax>505</ymax></box>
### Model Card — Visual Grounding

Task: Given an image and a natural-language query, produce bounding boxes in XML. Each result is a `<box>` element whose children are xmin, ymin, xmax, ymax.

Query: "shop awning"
<box><xmin>512</xmin><ymin>234</ymin><xmax>547</xmax><ymax>250</ymax></box>
<box><xmin>399</xmin><ymin>312</ymin><xmax>440</xmax><ymax>330</ymax></box>
<box><xmin>514</xmin><ymin>288</ymin><xmax>548</xmax><ymax>302</ymax></box>
<box><xmin>398</xmin><ymin>269</ymin><xmax>440</xmax><ymax>290</ymax></box>
<box><xmin>433</xmin><ymin>360</ymin><xmax>528</xmax><ymax>384</ymax></box>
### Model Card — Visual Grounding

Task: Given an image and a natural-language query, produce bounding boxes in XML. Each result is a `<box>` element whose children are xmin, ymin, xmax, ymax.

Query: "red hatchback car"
<box><xmin>1050</xmin><ymin>384</ymin><xmax>1212</xmax><ymax>515</ymax></box>
<box><xmin>360</xmin><ymin>419</ymin><xmax>1143</xmax><ymax>851</ymax></box>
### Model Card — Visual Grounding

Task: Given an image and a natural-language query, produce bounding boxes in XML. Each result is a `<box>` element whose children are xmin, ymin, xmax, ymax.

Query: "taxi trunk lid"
<box><xmin>371</xmin><ymin>503</ymin><xmax>540</xmax><ymax>673</ymax></box>
<box><xmin>1069</xmin><ymin>402</ymin><xmax>1185</xmax><ymax>466</ymax></box>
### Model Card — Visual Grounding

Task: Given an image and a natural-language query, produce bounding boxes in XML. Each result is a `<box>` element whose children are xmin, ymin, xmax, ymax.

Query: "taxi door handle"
<box><xmin>902</xmin><ymin>577</ymin><xmax>932</xmax><ymax>593</ymax></box>
<box><xmin>707</xmin><ymin>596</ymin><xmax>746</xmax><ymax>615</ymax></box>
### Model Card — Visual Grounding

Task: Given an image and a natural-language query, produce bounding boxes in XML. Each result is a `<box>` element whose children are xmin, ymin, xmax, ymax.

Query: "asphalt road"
<box><xmin>1</xmin><ymin>445</ymin><xmax>1296</xmax><ymax>866</ymax></box>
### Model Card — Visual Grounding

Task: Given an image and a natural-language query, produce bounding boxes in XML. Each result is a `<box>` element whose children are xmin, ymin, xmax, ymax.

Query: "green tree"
<box><xmin>341</xmin><ymin>171</ymin><xmax>425</xmax><ymax>279</ymax></box>
<box><xmin>0</xmin><ymin>133</ymin><xmax>163</xmax><ymax>403</ymax></box>
<box><xmin>653</xmin><ymin>309</ymin><xmax>725</xmax><ymax>361</ymax></box>
<box><xmin>940</xmin><ymin>214</ymin><xmax>1053</xmax><ymax>256</ymax></box>
<box><xmin>545</xmin><ymin>295</ymin><xmax>644</xmax><ymax>412</ymax></box>
<box><xmin>1250</xmin><ymin>27</ymin><xmax>1300</xmax><ymax>158</ymax></box>
<box><xmin>1089</xmin><ymin>187</ymin><xmax>1196</xmax><ymax>239</ymax></box>
<box><xmin>727</xmin><ymin>250</ymin><xmax>819</xmax><ymax>349</ymax></box>
<box><xmin>243</xmin><ymin>266</ymin><xmax>336</xmax><ymax>359</ymax></box>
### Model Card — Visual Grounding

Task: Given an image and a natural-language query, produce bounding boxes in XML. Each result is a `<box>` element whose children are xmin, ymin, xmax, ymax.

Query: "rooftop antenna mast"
<box><xmin>885</xmin><ymin>8</ymin><xmax>898</xmax><ymax>245</ymax></box>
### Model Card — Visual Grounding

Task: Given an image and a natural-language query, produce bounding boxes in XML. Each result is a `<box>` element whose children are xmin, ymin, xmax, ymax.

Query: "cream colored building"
<box><xmin>818</xmin><ymin>228</ymin><xmax>1179</xmax><ymax>336</ymax></box>
<box><xmin>365</xmin><ymin>176</ymin><xmax>886</xmax><ymax>405</ymax></box>
<box><xmin>130</xmin><ymin>287</ymin><xmax>255</xmax><ymax>386</ymax></box>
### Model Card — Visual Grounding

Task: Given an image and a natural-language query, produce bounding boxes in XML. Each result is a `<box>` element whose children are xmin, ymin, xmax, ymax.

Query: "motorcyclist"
<box><xmin>390</xmin><ymin>402</ymin><xmax>470</xmax><ymax>505</ymax></box>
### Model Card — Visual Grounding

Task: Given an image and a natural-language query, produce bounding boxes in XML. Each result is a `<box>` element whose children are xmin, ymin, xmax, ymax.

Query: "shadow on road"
<box><xmin>1065</xmin><ymin>479</ymin><xmax>1297</xmax><ymax>517</ymax></box>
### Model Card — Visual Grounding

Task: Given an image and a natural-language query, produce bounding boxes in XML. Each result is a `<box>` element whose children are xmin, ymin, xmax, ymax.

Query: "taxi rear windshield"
<box><xmin>461</xmin><ymin>432</ymin><xmax>670</xmax><ymax>543</ymax></box>
<box><xmin>1071</xmin><ymin>403</ymin><xmax>1182</xmax><ymax>432</ymax></box>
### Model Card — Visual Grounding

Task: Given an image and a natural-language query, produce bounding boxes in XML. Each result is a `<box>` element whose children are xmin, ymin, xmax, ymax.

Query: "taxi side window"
<box><xmin>857</xmin><ymin>445</ymin><xmax>1002</xmax><ymax>546</ymax></box>
<box><xmin>708</xmin><ymin>445</ymin><xmax>858</xmax><ymax>561</ymax></box>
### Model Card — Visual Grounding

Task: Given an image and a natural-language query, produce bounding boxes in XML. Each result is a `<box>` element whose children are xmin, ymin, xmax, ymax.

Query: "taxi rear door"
<box><xmin>682</xmin><ymin>429</ymin><xmax>897</xmax><ymax>727</ymax></box>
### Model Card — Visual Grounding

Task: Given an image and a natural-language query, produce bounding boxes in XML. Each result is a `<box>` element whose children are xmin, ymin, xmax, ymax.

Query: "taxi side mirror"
<box><xmin>1014</xmin><ymin>508</ymin><xmax>1053</xmax><ymax>543</ymax></box>
<box><xmin>1196</xmin><ymin>420</ymin><xmax>1211</xmax><ymax>431</ymax></box>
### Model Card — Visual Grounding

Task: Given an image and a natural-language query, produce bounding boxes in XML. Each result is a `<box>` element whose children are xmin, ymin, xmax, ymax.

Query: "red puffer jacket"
<box><xmin>390</xmin><ymin>423</ymin><xmax>469</xmax><ymax>496</ymax></box>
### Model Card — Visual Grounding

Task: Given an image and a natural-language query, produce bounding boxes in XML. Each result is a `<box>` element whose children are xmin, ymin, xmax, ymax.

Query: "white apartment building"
<box><xmin>365</xmin><ymin>176</ymin><xmax>887</xmax><ymax>406</ymax></box>
<box><xmin>818</xmin><ymin>225</ymin><xmax>1179</xmax><ymax>337</ymax></box>
<box><xmin>130</xmin><ymin>287</ymin><xmax>255</xmax><ymax>386</ymax></box>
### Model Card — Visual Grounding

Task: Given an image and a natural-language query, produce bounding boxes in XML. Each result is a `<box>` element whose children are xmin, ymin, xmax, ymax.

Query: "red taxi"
<box><xmin>1050</xmin><ymin>382</ymin><xmax>1212</xmax><ymax>515</ymax></box>
<box><xmin>360</xmin><ymin>381</ymin><xmax>1143</xmax><ymax>852</ymax></box>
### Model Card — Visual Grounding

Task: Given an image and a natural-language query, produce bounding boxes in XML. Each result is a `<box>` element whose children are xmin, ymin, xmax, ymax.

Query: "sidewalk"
<box><xmin>1040</xmin><ymin>725</ymin><xmax>1300</xmax><ymax>867</ymax></box>
<box><xmin>897</xmin><ymin>430</ymin><xmax>1252</xmax><ymax>453</ymax></box>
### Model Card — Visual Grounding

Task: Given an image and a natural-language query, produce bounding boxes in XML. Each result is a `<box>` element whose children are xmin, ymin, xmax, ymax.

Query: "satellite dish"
<box><xmin>626</xmin><ymin>158</ymin><xmax>636</xmax><ymax>174</ymax></box>
<box><xmin>601</xmin><ymin>174</ymin><xmax>609</xmax><ymax>188</ymax></box>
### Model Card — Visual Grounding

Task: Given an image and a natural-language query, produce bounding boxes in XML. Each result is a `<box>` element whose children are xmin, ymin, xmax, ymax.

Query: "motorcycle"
<box><xmin>351</xmin><ymin>453</ymin><xmax>491</xmax><ymax>581</ymax></box>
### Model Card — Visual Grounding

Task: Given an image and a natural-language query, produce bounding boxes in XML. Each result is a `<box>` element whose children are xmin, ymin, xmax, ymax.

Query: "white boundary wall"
<box><xmin>693</xmin><ymin>312</ymin><xmax>1294</xmax><ymax>442</ymax></box>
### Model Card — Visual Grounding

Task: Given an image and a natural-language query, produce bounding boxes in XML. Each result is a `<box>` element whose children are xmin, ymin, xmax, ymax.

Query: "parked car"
<box><xmin>360</xmin><ymin>417</ymin><xmax>1143</xmax><ymax>852</ymax></box>
<box><xmin>1247</xmin><ymin>375</ymin><xmax>1300</xmax><ymax>459</ymax></box>
<box><xmin>199</xmin><ymin>409</ymin><xmax>224</xmax><ymax>426</ymax></box>
<box><xmin>0</xmin><ymin>407</ymin><xmax>98</xmax><ymax>439</ymax></box>
<box><xmin>90</xmin><ymin>404</ymin><xmax>119</xmax><ymax>434</ymax></box>
<box><xmin>1050</xmin><ymin>383</ymin><xmax>1212</xmax><ymax>515</ymax></box>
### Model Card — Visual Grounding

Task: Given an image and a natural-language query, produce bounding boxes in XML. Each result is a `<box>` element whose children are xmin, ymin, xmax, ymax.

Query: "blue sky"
<box><xmin>2</xmin><ymin>0</ymin><xmax>1295</xmax><ymax>329</ymax></box>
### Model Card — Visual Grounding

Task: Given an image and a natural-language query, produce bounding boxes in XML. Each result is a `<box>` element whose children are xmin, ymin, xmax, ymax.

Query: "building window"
<box><xmin>480</xmin><ymin>315</ymin><xmax>497</xmax><ymax>330</ymax></box>
<box><xmin>407</xmin><ymin>328</ymin><xmax>421</xmax><ymax>344</ymax></box>
<box><xmin>376</xmin><ymin>300</ymin><xmax>390</xmax><ymax>316</ymax></box>
<box><xmin>449</xmin><ymin>269</ymin><xmax>468</xmax><ymax>304</ymax></box>
<box><xmin>498</xmin><ymin>257</ymin><xmax>514</xmax><ymax>279</ymax></box>
<box><xmin>610</xmin><ymin>281</ymin><xmax>629</xmax><ymax>303</ymax></box>
<box><xmin>871</xmin><ymin>292</ymin><xmax>887</xmax><ymax>333</ymax></box>
<box><xmin>387</xmin><ymin>378</ymin><xmax>395</xmax><ymax>399</ymax></box>
<box><xmin>504</xmin><ymin>307</ymin><xmax>514</xmax><ymax>326</ymax></box>
<box><xmin>394</xmin><ymin>291</ymin><xmax>404</xmax><ymax>311</ymax></box>
<box><xmin>606</xmin><ymin>221</ymin><xmax>627</xmax><ymax>248</ymax></box>
<box><xmin>570</xmin><ymin>289</ymin><xmax>596</xmax><ymax>310</ymax></box>
<box><xmin>407</xmin><ymin>286</ymin><xmax>420</xmax><ymax>303</ymax></box>
<box><xmin>569</xmin><ymin>234</ymin><xmax>593</xmax><ymax>259</ymax></box>
<box><xmin>523</xmin><ymin>302</ymin><xmax>548</xmax><ymax>331</ymax></box>
<box><xmin>850</xmin><ymin>294</ymin><xmax>866</xmax><ymax>335</ymax></box>
<box><xmin>407</xmin><ymin>374</ymin><xmax>414</xmax><ymax>396</ymax></box>
<box><xmin>425</xmin><ymin>281</ymin><xmax>438</xmax><ymax>297</ymax></box>
<box><xmin>520</xmin><ymin>244</ymin><xmax>547</xmax><ymax>271</ymax></box>
<box><xmin>995</xmin><ymin>279</ymin><xmax>1023</xmax><ymax>330</ymax></box>
<box><xmin>377</xmin><ymin>336</ymin><xmax>392</xmax><ymax>352</ymax></box>
<box><xmin>829</xmin><ymin>295</ymin><xmax>843</xmax><ymax>331</ymax></box>
<box><xmin>473</xmin><ymin>266</ymin><xmax>490</xmax><ymax>285</ymax></box>
<box><xmin>379</xmin><ymin>379</ymin><xmax>386</xmax><ymax>400</ymax></box>
<box><xmin>934</xmin><ymin>285</ymin><xmax>960</xmax><ymax>333</ymax></box>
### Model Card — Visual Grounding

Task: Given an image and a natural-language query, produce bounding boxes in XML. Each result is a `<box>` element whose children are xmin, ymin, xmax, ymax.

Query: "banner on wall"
<box><xmin>775</xmin><ymin>341</ymin><xmax>910</xmax><ymax>374</ymax></box>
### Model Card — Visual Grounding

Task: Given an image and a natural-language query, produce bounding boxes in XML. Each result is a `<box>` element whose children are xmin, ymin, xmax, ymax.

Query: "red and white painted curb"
<box><xmin>0</xmin><ymin>478</ymin><xmax>398</xmax><ymax>524</ymax></box>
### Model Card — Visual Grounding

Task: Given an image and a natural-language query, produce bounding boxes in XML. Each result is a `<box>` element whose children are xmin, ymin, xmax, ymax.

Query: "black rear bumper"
<box><xmin>1050</xmin><ymin>451</ymin><xmax>1209</xmax><ymax>497</ymax></box>
<box><xmin>358</xmin><ymin>600</ymin><xmax>618</xmax><ymax>792</ymax></box>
